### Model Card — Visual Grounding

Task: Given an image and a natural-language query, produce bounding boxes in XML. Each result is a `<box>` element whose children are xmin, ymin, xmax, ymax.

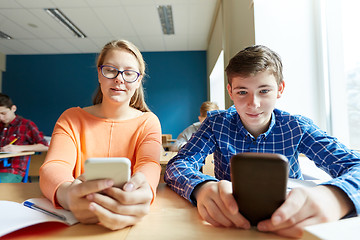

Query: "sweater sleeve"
<box><xmin>132</xmin><ymin>113</ymin><xmax>162</xmax><ymax>202</ymax></box>
<box><xmin>39</xmin><ymin>109</ymin><xmax>79</xmax><ymax>205</ymax></box>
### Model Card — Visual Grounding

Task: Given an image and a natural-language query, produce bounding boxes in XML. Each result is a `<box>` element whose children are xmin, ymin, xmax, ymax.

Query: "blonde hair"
<box><xmin>93</xmin><ymin>40</ymin><xmax>150</xmax><ymax>112</ymax></box>
<box><xmin>200</xmin><ymin>101</ymin><xmax>219</xmax><ymax>117</ymax></box>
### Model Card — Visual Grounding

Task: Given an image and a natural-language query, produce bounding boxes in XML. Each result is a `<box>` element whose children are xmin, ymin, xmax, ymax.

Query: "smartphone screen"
<box><xmin>230</xmin><ymin>152</ymin><xmax>288</xmax><ymax>226</ymax></box>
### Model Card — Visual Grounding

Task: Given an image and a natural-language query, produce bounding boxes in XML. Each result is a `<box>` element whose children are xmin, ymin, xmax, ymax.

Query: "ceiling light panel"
<box><xmin>44</xmin><ymin>8</ymin><xmax>86</xmax><ymax>38</ymax></box>
<box><xmin>157</xmin><ymin>5</ymin><xmax>174</xmax><ymax>35</ymax></box>
<box><xmin>0</xmin><ymin>30</ymin><xmax>12</xmax><ymax>39</ymax></box>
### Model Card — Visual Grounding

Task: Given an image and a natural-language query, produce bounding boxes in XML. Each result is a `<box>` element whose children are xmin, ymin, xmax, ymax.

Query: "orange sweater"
<box><xmin>40</xmin><ymin>107</ymin><xmax>161</xmax><ymax>205</ymax></box>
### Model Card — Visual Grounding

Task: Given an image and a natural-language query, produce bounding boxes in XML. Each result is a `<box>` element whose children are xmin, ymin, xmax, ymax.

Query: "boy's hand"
<box><xmin>1</xmin><ymin>144</ymin><xmax>23</xmax><ymax>153</ymax></box>
<box><xmin>257</xmin><ymin>185</ymin><xmax>354</xmax><ymax>238</ymax></box>
<box><xmin>193</xmin><ymin>180</ymin><xmax>251</xmax><ymax>229</ymax></box>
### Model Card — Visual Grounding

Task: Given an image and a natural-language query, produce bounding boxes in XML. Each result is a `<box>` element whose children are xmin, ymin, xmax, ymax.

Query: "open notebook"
<box><xmin>0</xmin><ymin>198</ymin><xmax>78</xmax><ymax>237</ymax></box>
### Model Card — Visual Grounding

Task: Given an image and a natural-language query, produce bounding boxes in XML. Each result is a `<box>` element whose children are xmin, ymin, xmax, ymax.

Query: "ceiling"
<box><xmin>0</xmin><ymin>0</ymin><xmax>218</xmax><ymax>55</ymax></box>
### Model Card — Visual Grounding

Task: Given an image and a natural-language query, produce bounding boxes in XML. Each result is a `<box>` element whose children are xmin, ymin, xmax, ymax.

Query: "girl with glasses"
<box><xmin>40</xmin><ymin>40</ymin><xmax>161</xmax><ymax>230</ymax></box>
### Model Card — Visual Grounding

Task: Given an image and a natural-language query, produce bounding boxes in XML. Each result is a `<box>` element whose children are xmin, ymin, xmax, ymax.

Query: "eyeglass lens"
<box><xmin>101</xmin><ymin>65</ymin><xmax>139</xmax><ymax>82</ymax></box>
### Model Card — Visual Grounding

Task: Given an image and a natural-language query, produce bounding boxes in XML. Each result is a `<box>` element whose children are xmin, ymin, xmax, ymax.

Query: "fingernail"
<box><xmin>124</xmin><ymin>182</ymin><xmax>134</xmax><ymax>191</ymax></box>
<box><xmin>86</xmin><ymin>193</ymin><xmax>94</xmax><ymax>201</ymax></box>
<box><xmin>106</xmin><ymin>179</ymin><xmax>114</xmax><ymax>187</ymax></box>
<box><xmin>272</xmin><ymin>215</ymin><xmax>282</xmax><ymax>225</ymax></box>
<box><xmin>89</xmin><ymin>202</ymin><xmax>95</xmax><ymax>211</ymax></box>
<box><xmin>229</xmin><ymin>203</ymin><xmax>237</xmax><ymax>214</ymax></box>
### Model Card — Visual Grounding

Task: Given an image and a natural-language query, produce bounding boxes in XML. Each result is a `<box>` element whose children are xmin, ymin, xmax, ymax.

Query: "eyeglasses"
<box><xmin>100</xmin><ymin>65</ymin><xmax>140</xmax><ymax>83</ymax></box>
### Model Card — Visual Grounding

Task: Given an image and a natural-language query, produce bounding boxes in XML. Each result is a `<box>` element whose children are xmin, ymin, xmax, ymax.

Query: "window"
<box><xmin>254</xmin><ymin>0</ymin><xmax>360</xmax><ymax>149</ymax></box>
<box><xmin>210</xmin><ymin>50</ymin><xmax>225</xmax><ymax>110</ymax></box>
<box><xmin>341</xmin><ymin>0</ymin><xmax>360</xmax><ymax>149</ymax></box>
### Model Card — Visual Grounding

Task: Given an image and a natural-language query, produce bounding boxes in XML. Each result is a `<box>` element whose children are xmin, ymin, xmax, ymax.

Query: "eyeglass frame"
<box><xmin>99</xmin><ymin>65</ymin><xmax>141</xmax><ymax>83</ymax></box>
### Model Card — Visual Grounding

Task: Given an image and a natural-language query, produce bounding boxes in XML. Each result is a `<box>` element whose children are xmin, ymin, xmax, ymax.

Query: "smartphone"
<box><xmin>230</xmin><ymin>152</ymin><xmax>288</xmax><ymax>226</ymax></box>
<box><xmin>84</xmin><ymin>157</ymin><xmax>131</xmax><ymax>188</ymax></box>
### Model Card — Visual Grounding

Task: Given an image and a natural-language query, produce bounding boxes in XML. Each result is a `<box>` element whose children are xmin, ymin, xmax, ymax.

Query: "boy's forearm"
<box><xmin>19</xmin><ymin>143</ymin><xmax>48</xmax><ymax>152</ymax></box>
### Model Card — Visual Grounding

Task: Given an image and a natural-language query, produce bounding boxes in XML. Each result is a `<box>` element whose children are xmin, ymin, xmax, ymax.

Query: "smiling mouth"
<box><xmin>247</xmin><ymin>112</ymin><xmax>262</xmax><ymax>117</ymax></box>
<box><xmin>111</xmin><ymin>87</ymin><xmax>125</xmax><ymax>92</ymax></box>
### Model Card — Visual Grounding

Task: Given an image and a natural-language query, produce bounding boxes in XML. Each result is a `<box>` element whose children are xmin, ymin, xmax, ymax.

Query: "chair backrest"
<box><xmin>162</xmin><ymin>134</ymin><xmax>172</xmax><ymax>143</ymax></box>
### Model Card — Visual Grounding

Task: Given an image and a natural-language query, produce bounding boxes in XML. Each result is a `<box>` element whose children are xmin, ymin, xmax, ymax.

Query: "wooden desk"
<box><xmin>0</xmin><ymin>152</ymin><xmax>35</xmax><ymax>159</ymax></box>
<box><xmin>159</xmin><ymin>151</ymin><xmax>178</xmax><ymax>183</ymax></box>
<box><xmin>160</xmin><ymin>151</ymin><xmax>178</xmax><ymax>165</ymax></box>
<box><xmin>0</xmin><ymin>152</ymin><xmax>35</xmax><ymax>171</ymax></box>
<box><xmin>0</xmin><ymin>182</ymin><xmax>287</xmax><ymax>240</ymax></box>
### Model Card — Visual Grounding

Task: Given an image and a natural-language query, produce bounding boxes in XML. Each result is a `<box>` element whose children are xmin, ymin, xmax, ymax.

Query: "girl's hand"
<box><xmin>86</xmin><ymin>172</ymin><xmax>153</xmax><ymax>230</ymax></box>
<box><xmin>56</xmin><ymin>177</ymin><xmax>114</xmax><ymax>224</ymax></box>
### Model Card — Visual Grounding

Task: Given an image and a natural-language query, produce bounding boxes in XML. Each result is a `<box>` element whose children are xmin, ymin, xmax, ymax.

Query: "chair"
<box><xmin>162</xmin><ymin>134</ymin><xmax>175</xmax><ymax>151</ymax></box>
<box><xmin>22</xmin><ymin>156</ymin><xmax>31</xmax><ymax>183</ymax></box>
<box><xmin>0</xmin><ymin>156</ymin><xmax>32</xmax><ymax>183</ymax></box>
<box><xmin>2</xmin><ymin>158</ymin><xmax>11</xmax><ymax>167</ymax></box>
<box><xmin>0</xmin><ymin>158</ymin><xmax>11</xmax><ymax>183</ymax></box>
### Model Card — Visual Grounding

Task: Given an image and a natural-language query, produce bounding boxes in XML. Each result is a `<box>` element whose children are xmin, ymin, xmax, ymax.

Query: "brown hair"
<box><xmin>225</xmin><ymin>45</ymin><xmax>283</xmax><ymax>86</ymax></box>
<box><xmin>200</xmin><ymin>101</ymin><xmax>219</xmax><ymax>117</ymax></box>
<box><xmin>93</xmin><ymin>40</ymin><xmax>150</xmax><ymax>112</ymax></box>
<box><xmin>0</xmin><ymin>93</ymin><xmax>14</xmax><ymax>109</ymax></box>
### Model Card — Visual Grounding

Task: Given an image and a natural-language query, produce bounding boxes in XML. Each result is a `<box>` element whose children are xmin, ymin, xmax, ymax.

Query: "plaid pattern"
<box><xmin>0</xmin><ymin>116</ymin><xmax>48</xmax><ymax>177</ymax></box>
<box><xmin>165</xmin><ymin>106</ymin><xmax>360</xmax><ymax>214</ymax></box>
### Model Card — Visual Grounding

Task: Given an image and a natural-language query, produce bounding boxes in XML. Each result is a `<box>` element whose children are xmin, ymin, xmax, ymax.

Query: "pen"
<box><xmin>9</xmin><ymin>137</ymin><xmax>19</xmax><ymax>145</ymax></box>
<box><xmin>23</xmin><ymin>201</ymin><xmax>67</xmax><ymax>221</ymax></box>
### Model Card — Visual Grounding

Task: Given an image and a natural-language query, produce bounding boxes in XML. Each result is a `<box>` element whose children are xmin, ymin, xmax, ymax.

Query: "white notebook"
<box><xmin>0</xmin><ymin>198</ymin><xmax>78</xmax><ymax>237</ymax></box>
<box><xmin>303</xmin><ymin>216</ymin><xmax>360</xmax><ymax>240</ymax></box>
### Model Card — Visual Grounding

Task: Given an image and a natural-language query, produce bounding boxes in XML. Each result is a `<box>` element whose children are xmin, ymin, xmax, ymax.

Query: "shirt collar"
<box><xmin>261</xmin><ymin>111</ymin><xmax>276</xmax><ymax>138</ymax></box>
<box><xmin>8</xmin><ymin>115</ymin><xmax>21</xmax><ymax>127</ymax></box>
<box><xmin>237</xmin><ymin>111</ymin><xmax>276</xmax><ymax>140</ymax></box>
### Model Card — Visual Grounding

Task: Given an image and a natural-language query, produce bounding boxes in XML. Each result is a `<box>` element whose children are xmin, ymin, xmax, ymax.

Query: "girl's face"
<box><xmin>98</xmin><ymin>49</ymin><xmax>142</xmax><ymax>105</ymax></box>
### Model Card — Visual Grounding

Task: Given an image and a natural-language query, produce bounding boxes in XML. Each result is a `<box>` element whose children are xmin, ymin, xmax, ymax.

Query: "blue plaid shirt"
<box><xmin>164</xmin><ymin>106</ymin><xmax>360</xmax><ymax>214</ymax></box>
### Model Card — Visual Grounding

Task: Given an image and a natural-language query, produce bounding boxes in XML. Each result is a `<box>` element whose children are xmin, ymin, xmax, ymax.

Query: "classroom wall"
<box><xmin>0</xmin><ymin>52</ymin><xmax>5</xmax><ymax>93</ymax></box>
<box><xmin>2</xmin><ymin>51</ymin><xmax>207</xmax><ymax>138</ymax></box>
<box><xmin>207</xmin><ymin>0</ymin><xmax>255</xmax><ymax>109</ymax></box>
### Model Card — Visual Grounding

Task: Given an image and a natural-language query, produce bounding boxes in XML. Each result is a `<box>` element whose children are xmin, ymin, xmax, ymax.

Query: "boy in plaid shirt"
<box><xmin>0</xmin><ymin>93</ymin><xmax>48</xmax><ymax>182</ymax></box>
<box><xmin>165</xmin><ymin>45</ymin><xmax>360</xmax><ymax>238</ymax></box>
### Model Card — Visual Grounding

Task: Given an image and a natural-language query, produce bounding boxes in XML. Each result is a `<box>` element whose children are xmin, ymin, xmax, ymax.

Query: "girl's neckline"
<box><xmin>76</xmin><ymin>106</ymin><xmax>146</xmax><ymax>122</ymax></box>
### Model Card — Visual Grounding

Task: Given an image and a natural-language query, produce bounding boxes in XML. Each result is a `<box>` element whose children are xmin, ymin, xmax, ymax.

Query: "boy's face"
<box><xmin>227</xmin><ymin>71</ymin><xmax>284</xmax><ymax>137</ymax></box>
<box><xmin>0</xmin><ymin>105</ymin><xmax>16</xmax><ymax>126</ymax></box>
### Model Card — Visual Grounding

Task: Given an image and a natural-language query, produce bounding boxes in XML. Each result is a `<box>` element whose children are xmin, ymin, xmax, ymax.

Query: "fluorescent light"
<box><xmin>157</xmin><ymin>5</ymin><xmax>174</xmax><ymax>35</ymax></box>
<box><xmin>0</xmin><ymin>31</ymin><xmax>12</xmax><ymax>39</ymax></box>
<box><xmin>44</xmin><ymin>8</ymin><xmax>86</xmax><ymax>38</ymax></box>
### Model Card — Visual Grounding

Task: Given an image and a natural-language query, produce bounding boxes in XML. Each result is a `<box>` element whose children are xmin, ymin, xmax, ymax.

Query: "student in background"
<box><xmin>0</xmin><ymin>93</ymin><xmax>48</xmax><ymax>183</ymax></box>
<box><xmin>171</xmin><ymin>101</ymin><xmax>219</xmax><ymax>151</ymax></box>
<box><xmin>40</xmin><ymin>40</ymin><xmax>161</xmax><ymax>230</ymax></box>
<box><xmin>165</xmin><ymin>45</ymin><xmax>360</xmax><ymax>238</ymax></box>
